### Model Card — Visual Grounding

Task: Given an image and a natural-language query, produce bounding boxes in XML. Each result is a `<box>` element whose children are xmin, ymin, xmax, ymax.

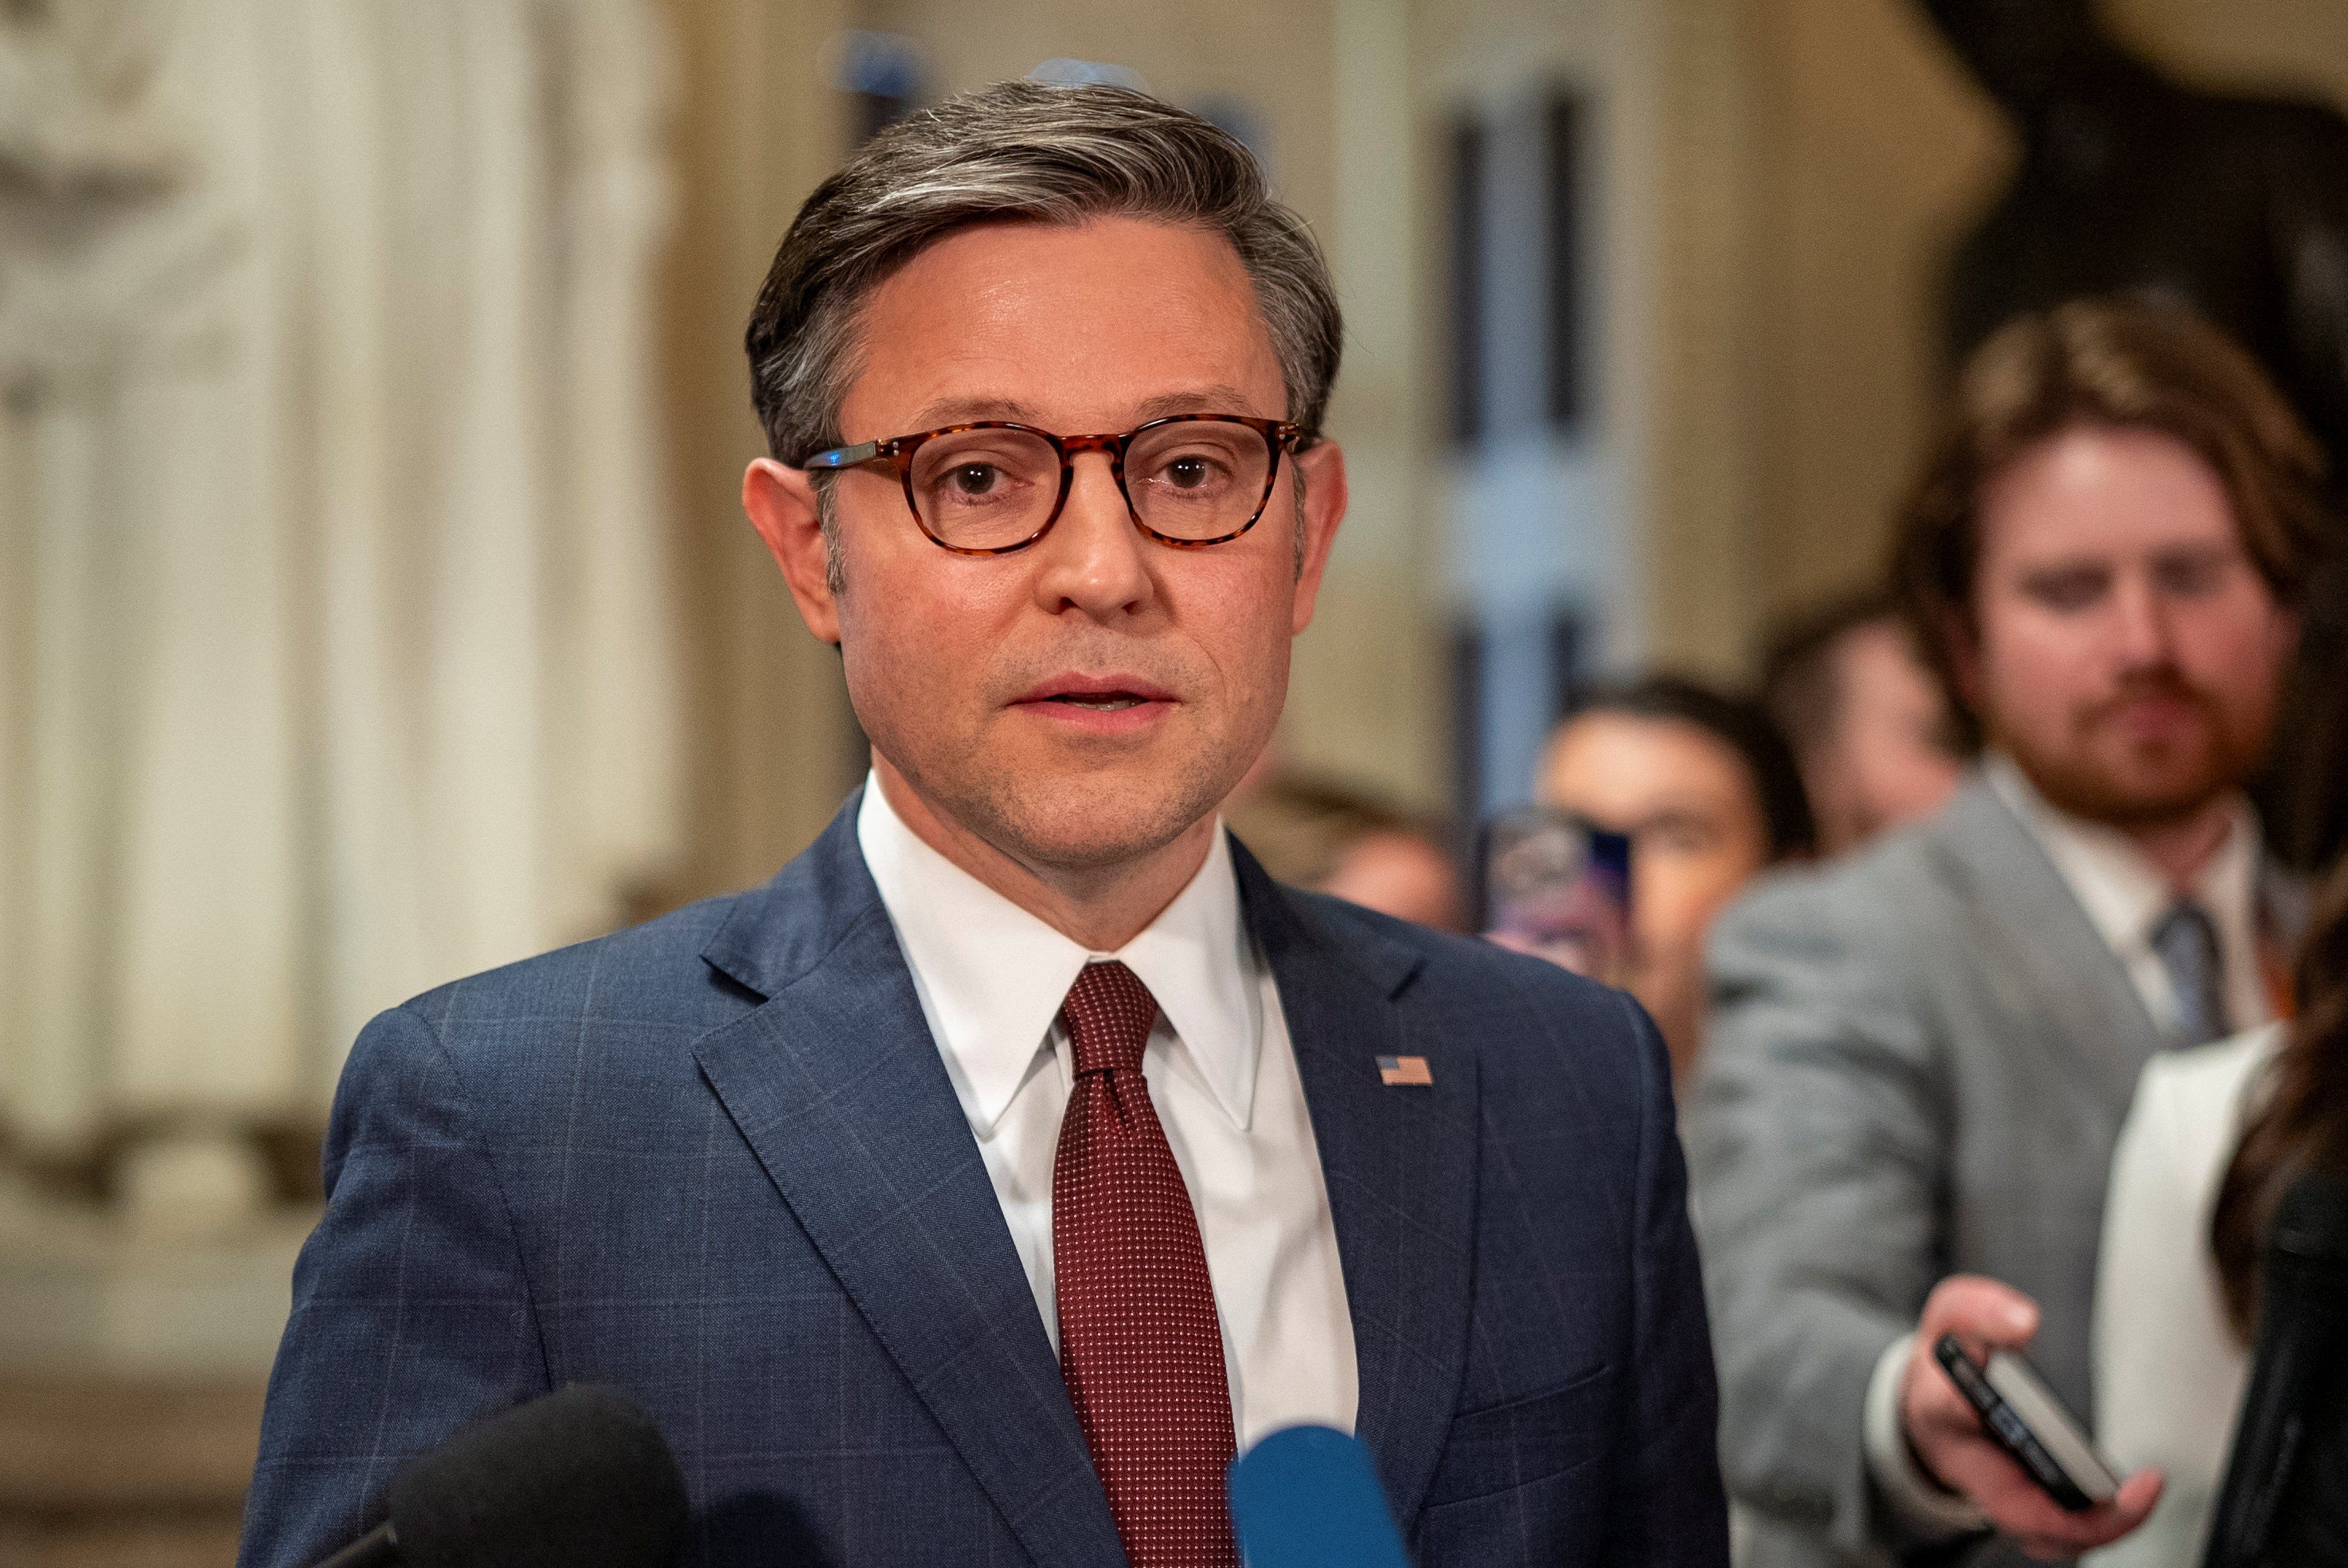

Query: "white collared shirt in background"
<box><xmin>1988</xmin><ymin>755</ymin><xmax>2271</xmax><ymax>1038</ymax></box>
<box><xmin>855</xmin><ymin>775</ymin><xmax>1359</xmax><ymax>1448</ymax></box>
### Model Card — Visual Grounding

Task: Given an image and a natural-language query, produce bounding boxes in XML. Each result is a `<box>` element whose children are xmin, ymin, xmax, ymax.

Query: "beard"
<box><xmin>2002</xmin><ymin>668</ymin><xmax>2270</xmax><ymax>830</ymax></box>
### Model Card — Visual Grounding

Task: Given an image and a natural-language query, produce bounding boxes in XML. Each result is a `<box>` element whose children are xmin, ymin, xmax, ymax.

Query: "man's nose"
<box><xmin>2110</xmin><ymin>569</ymin><xmax>2176</xmax><ymax>668</ymax></box>
<box><xmin>1030</xmin><ymin>451</ymin><xmax>1154</xmax><ymax>618</ymax></box>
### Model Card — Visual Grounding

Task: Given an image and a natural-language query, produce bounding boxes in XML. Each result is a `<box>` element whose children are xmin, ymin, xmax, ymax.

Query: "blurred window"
<box><xmin>1447</xmin><ymin>117</ymin><xmax>1487</xmax><ymax>445</ymax></box>
<box><xmin>1445</xmin><ymin>86</ymin><xmax>1586</xmax><ymax>447</ymax></box>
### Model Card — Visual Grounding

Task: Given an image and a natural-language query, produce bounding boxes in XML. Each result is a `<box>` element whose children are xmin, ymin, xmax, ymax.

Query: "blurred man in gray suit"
<box><xmin>1693</xmin><ymin>299</ymin><xmax>2332</xmax><ymax>1568</ymax></box>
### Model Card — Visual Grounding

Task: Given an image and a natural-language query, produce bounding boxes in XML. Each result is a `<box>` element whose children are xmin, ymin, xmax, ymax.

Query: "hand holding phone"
<box><xmin>1901</xmin><ymin>1276</ymin><xmax>2162</xmax><ymax>1559</ymax></box>
<box><xmin>1932</xmin><ymin>1335</ymin><xmax>2120</xmax><ymax>1512</ymax></box>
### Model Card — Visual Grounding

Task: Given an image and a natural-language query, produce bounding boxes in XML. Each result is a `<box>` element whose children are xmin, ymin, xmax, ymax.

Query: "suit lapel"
<box><xmin>693</xmin><ymin>803</ymin><xmax>1121</xmax><ymax>1568</ymax></box>
<box><xmin>1236</xmin><ymin>843</ymin><xmax>1479</xmax><ymax>1529</ymax></box>
<box><xmin>1931</xmin><ymin>779</ymin><xmax>2166</xmax><ymax>1102</ymax></box>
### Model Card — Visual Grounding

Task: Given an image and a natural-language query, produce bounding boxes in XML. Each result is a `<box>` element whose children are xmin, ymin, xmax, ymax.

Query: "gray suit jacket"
<box><xmin>1689</xmin><ymin>776</ymin><xmax>2289</xmax><ymax>1568</ymax></box>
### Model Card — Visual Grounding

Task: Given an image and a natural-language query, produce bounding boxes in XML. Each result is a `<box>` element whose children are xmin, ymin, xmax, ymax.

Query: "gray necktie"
<box><xmin>2150</xmin><ymin>900</ymin><xmax>2231</xmax><ymax>1046</ymax></box>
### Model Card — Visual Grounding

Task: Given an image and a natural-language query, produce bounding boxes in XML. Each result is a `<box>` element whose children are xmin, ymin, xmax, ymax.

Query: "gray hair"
<box><xmin>744</xmin><ymin>81</ymin><xmax>1344</xmax><ymax>478</ymax></box>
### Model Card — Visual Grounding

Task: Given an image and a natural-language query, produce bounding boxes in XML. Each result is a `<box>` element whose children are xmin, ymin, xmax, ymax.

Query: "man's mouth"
<box><xmin>1044</xmin><ymin>693</ymin><xmax>1148</xmax><ymax>712</ymax></box>
<box><xmin>2088</xmin><ymin>680</ymin><xmax>2211</xmax><ymax>735</ymax></box>
<box><xmin>1011</xmin><ymin>674</ymin><xmax>1178</xmax><ymax>729</ymax></box>
<box><xmin>1016</xmin><ymin>673</ymin><xmax>1176</xmax><ymax>706</ymax></box>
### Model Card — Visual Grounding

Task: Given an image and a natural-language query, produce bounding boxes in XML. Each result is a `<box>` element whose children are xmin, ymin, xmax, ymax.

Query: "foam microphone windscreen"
<box><xmin>387</xmin><ymin>1385</ymin><xmax>687</xmax><ymax>1568</ymax></box>
<box><xmin>1227</xmin><ymin>1425</ymin><xmax>1411</xmax><ymax>1567</ymax></box>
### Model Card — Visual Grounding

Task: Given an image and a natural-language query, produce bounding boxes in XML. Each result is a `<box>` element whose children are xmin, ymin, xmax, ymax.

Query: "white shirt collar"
<box><xmin>855</xmin><ymin>773</ymin><xmax>1261</xmax><ymax>1136</ymax></box>
<box><xmin>1985</xmin><ymin>752</ymin><xmax>2262</xmax><ymax>984</ymax></box>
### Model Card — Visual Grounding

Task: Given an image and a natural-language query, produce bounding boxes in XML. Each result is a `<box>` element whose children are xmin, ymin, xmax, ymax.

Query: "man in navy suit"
<box><xmin>240</xmin><ymin>82</ymin><xmax>1728</xmax><ymax>1567</ymax></box>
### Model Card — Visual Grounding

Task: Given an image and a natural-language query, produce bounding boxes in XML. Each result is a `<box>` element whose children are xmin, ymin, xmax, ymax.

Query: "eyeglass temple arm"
<box><xmin>801</xmin><ymin>440</ymin><xmax>883</xmax><ymax>471</ymax></box>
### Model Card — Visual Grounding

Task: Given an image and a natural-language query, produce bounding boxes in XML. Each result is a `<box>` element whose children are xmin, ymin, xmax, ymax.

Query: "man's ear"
<box><xmin>1288</xmin><ymin>440</ymin><xmax>1349</xmax><ymax>637</ymax></box>
<box><xmin>743</xmin><ymin>458</ymin><xmax>840</xmax><ymax>646</ymax></box>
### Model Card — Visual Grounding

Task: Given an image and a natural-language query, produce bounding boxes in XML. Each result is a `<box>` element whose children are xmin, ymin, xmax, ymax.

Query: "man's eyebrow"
<box><xmin>904</xmin><ymin>396</ymin><xmax>1045</xmax><ymax>428</ymax></box>
<box><xmin>899</xmin><ymin>386</ymin><xmax>1274</xmax><ymax>434</ymax></box>
<box><xmin>2015</xmin><ymin>560</ymin><xmax>2114</xmax><ymax>593</ymax></box>
<box><xmin>1131</xmin><ymin>386</ymin><xmax>1270</xmax><ymax>423</ymax></box>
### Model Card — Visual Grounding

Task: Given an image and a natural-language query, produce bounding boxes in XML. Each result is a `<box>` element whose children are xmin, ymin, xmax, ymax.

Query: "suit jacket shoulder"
<box><xmin>389</xmin><ymin>889</ymin><xmax>751</xmax><ymax>1059</ymax></box>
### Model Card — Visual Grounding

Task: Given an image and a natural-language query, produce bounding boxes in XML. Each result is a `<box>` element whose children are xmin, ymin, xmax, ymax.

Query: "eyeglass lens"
<box><xmin>906</xmin><ymin>420</ymin><xmax>1274</xmax><ymax>550</ymax></box>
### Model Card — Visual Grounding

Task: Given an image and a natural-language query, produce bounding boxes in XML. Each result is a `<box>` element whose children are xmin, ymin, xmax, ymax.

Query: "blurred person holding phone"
<box><xmin>1762</xmin><ymin>592</ymin><xmax>1965</xmax><ymax>859</ymax></box>
<box><xmin>1535</xmin><ymin>677</ymin><xmax>1816</xmax><ymax>1082</ymax></box>
<box><xmin>1692</xmin><ymin>299</ymin><xmax>2327</xmax><ymax>1568</ymax></box>
<box><xmin>2091</xmin><ymin>845</ymin><xmax>2348</xmax><ymax>1566</ymax></box>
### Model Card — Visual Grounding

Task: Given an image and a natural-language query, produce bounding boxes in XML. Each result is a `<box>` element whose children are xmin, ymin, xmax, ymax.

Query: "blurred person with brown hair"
<box><xmin>1224</xmin><ymin>773</ymin><xmax>1466</xmax><ymax>931</ymax></box>
<box><xmin>1692</xmin><ymin>298</ymin><xmax>2329</xmax><ymax>1568</ymax></box>
<box><xmin>1538</xmin><ymin>677</ymin><xmax>1814</xmax><ymax>1083</ymax></box>
<box><xmin>1763</xmin><ymin>592</ymin><xmax>1964</xmax><ymax>858</ymax></box>
<box><xmin>1920</xmin><ymin>0</ymin><xmax>2348</xmax><ymax>892</ymax></box>
<box><xmin>2090</xmin><ymin>847</ymin><xmax>2348</xmax><ymax>1567</ymax></box>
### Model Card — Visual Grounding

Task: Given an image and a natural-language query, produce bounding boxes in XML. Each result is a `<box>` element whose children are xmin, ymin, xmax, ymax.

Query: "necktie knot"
<box><xmin>1062</xmin><ymin>961</ymin><xmax>1158</xmax><ymax>1077</ymax></box>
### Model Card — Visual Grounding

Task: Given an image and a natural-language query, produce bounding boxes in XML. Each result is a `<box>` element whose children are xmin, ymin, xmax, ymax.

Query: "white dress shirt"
<box><xmin>855</xmin><ymin>776</ymin><xmax>1359</xmax><ymax>1448</ymax></box>
<box><xmin>2087</xmin><ymin>1026</ymin><xmax>2278</xmax><ymax>1568</ymax></box>
<box><xmin>1863</xmin><ymin>758</ymin><xmax>2273</xmax><ymax>1536</ymax></box>
<box><xmin>1987</xmin><ymin>756</ymin><xmax>2271</xmax><ymax>1039</ymax></box>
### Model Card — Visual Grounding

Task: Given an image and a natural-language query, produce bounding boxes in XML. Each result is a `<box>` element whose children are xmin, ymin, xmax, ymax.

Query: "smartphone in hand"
<box><xmin>1933</xmin><ymin>1334</ymin><xmax>2123</xmax><ymax>1512</ymax></box>
<box><xmin>1476</xmin><ymin>807</ymin><xmax>1632</xmax><ymax>983</ymax></box>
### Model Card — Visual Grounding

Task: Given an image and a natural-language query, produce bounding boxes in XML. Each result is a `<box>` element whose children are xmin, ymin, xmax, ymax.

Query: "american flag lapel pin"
<box><xmin>1377</xmin><ymin>1054</ymin><xmax>1433</xmax><ymax>1087</ymax></box>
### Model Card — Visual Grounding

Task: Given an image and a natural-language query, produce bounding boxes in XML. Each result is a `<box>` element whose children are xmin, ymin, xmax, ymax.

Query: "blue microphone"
<box><xmin>1227</xmin><ymin>1425</ymin><xmax>1411</xmax><ymax>1568</ymax></box>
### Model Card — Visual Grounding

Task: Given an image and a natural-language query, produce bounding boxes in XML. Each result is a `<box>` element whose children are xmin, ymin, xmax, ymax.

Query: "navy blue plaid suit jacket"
<box><xmin>239</xmin><ymin>793</ymin><xmax>1727</xmax><ymax>1567</ymax></box>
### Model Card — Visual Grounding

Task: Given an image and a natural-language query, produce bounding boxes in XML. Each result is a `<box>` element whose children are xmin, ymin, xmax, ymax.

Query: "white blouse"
<box><xmin>2088</xmin><ymin>1025</ymin><xmax>2281</xmax><ymax>1568</ymax></box>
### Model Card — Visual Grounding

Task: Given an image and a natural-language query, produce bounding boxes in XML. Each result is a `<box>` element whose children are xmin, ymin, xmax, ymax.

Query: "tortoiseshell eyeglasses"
<box><xmin>799</xmin><ymin>414</ymin><xmax>1305</xmax><ymax>555</ymax></box>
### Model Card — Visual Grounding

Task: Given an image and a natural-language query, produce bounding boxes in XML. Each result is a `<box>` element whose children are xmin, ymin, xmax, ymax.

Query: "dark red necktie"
<box><xmin>1052</xmin><ymin>961</ymin><xmax>1239</xmax><ymax>1567</ymax></box>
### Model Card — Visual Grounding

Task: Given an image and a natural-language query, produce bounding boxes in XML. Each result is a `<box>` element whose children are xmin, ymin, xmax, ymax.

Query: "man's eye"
<box><xmin>2155</xmin><ymin>553</ymin><xmax>2231</xmax><ymax>597</ymax></box>
<box><xmin>950</xmin><ymin>464</ymin><xmax>1001</xmax><ymax>496</ymax></box>
<box><xmin>1152</xmin><ymin>453</ymin><xmax>1231</xmax><ymax>492</ymax></box>
<box><xmin>2023</xmin><ymin>570</ymin><xmax>2108</xmax><ymax>611</ymax></box>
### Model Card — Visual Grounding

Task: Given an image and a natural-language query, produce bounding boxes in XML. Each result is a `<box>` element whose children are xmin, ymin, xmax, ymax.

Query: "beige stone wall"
<box><xmin>656</xmin><ymin>0</ymin><xmax>862</xmax><ymax>898</ymax></box>
<box><xmin>1642</xmin><ymin>0</ymin><xmax>1765</xmax><ymax>681</ymax></box>
<box><xmin>1739</xmin><ymin>0</ymin><xmax>2009</xmax><ymax>630</ymax></box>
<box><xmin>1294</xmin><ymin>0</ymin><xmax>1450</xmax><ymax>812</ymax></box>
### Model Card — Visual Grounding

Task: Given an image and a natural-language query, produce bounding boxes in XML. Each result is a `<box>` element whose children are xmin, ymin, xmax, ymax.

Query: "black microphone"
<box><xmin>312</xmin><ymin>1385</ymin><xmax>687</xmax><ymax>1568</ymax></box>
<box><xmin>2204</xmin><ymin>1172</ymin><xmax>2348</xmax><ymax>1568</ymax></box>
